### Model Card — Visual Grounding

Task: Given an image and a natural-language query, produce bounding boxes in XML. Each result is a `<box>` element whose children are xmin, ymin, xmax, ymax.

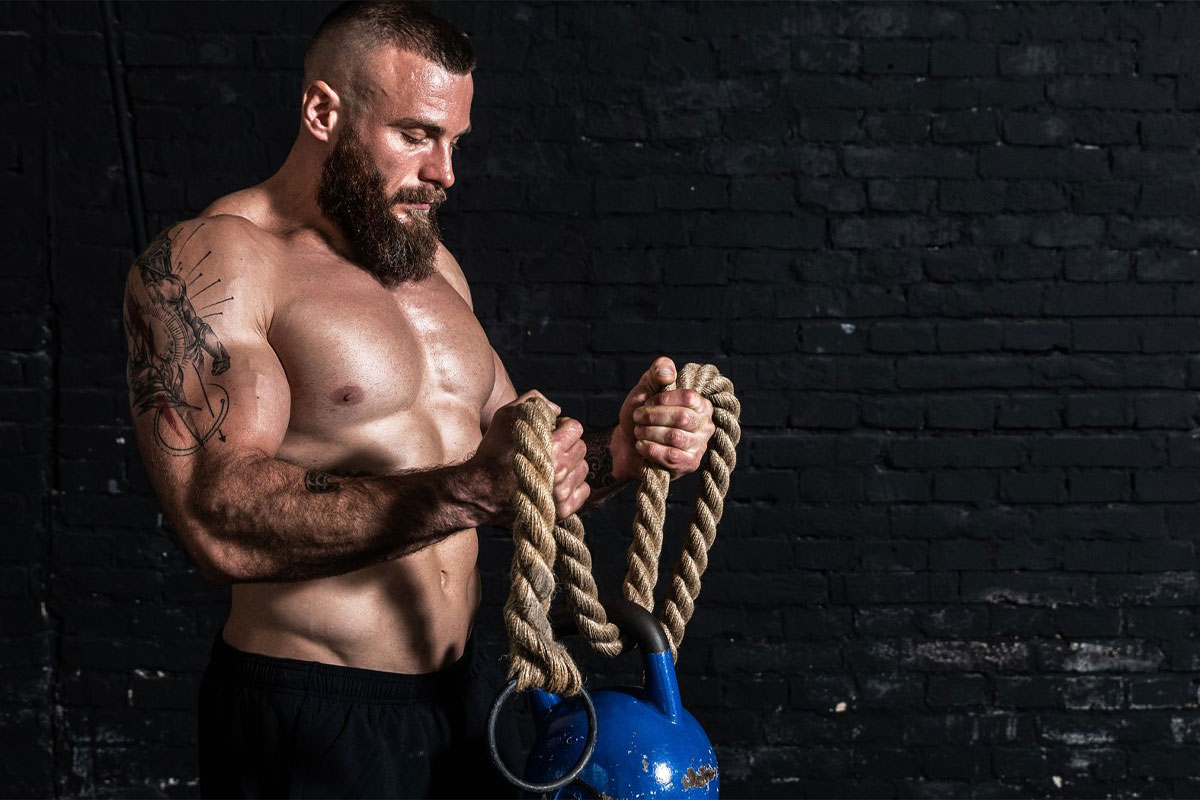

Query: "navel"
<box><xmin>330</xmin><ymin>385</ymin><xmax>363</xmax><ymax>405</ymax></box>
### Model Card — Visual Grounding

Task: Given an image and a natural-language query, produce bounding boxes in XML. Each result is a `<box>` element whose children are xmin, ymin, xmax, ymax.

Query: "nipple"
<box><xmin>330</xmin><ymin>385</ymin><xmax>363</xmax><ymax>405</ymax></box>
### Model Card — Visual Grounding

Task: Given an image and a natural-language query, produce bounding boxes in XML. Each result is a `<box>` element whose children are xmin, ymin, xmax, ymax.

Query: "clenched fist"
<box><xmin>612</xmin><ymin>357</ymin><xmax>716</xmax><ymax>482</ymax></box>
<box><xmin>471</xmin><ymin>390</ymin><xmax>591</xmax><ymax>522</ymax></box>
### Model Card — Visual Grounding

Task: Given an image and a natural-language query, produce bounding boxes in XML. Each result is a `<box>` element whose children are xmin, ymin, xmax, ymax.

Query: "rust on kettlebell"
<box><xmin>682</xmin><ymin>764</ymin><xmax>717</xmax><ymax>790</ymax></box>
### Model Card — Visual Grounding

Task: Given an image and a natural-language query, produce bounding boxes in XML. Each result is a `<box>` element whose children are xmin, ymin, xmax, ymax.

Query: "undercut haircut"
<box><xmin>304</xmin><ymin>1</ymin><xmax>475</xmax><ymax>92</ymax></box>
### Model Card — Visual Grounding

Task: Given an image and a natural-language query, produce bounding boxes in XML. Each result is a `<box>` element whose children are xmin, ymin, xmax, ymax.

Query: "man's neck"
<box><xmin>260</xmin><ymin>140</ymin><xmax>350</xmax><ymax>256</ymax></box>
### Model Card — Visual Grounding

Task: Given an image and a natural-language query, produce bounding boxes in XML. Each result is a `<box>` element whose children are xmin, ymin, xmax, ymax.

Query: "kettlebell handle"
<box><xmin>546</xmin><ymin>598</ymin><xmax>682</xmax><ymax>724</ymax></box>
<box><xmin>550</xmin><ymin>598</ymin><xmax>670</xmax><ymax>655</ymax></box>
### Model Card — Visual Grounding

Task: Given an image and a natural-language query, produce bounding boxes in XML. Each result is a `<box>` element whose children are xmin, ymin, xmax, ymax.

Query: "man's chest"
<box><xmin>268</xmin><ymin>271</ymin><xmax>496</xmax><ymax>432</ymax></box>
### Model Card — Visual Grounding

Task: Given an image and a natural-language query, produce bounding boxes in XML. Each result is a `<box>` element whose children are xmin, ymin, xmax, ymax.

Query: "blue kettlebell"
<box><xmin>489</xmin><ymin>600</ymin><xmax>719</xmax><ymax>798</ymax></box>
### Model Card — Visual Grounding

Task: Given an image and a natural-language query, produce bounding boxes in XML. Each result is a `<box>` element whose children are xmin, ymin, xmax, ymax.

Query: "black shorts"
<box><xmin>197</xmin><ymin>635</ymin><xmax>522</xmax><ymax>799</ymax></box>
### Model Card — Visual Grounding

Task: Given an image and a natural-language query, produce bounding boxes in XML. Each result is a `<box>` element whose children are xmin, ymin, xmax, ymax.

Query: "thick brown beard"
<box><xmin>316</xmin><ymin>126</ymin><xmax>445</xmax><ymax>287</ymax></box>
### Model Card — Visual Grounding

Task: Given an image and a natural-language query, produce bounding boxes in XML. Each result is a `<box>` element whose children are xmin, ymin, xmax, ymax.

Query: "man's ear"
<box><xmin>302</xmin><ymin>80</ymin><xmax>341</xmax><ymax>143</ymax></box>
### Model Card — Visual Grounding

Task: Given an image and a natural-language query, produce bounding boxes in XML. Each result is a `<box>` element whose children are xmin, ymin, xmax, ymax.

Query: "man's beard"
<box><xmin>316</xmin><ymin>127</ymin><xmax>445</xmax><ymax>287</ymax></box>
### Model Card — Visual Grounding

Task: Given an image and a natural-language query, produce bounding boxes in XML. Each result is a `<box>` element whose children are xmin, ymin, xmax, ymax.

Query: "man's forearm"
<box><xmin>581</xmin><ymin>425</ymin><xmax>630</xmax><ymax>509</ymax></box>
<box><xmin>187</xmin><ymin>453</ymin><xmax>501</xmax><ymax>583</ymax></box>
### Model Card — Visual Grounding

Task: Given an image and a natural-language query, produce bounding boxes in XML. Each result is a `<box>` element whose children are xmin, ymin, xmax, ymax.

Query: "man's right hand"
<box><xmin>471</xmin><ymin>391</ymin><xmax>591</xmax><ymax>524</ymax></box>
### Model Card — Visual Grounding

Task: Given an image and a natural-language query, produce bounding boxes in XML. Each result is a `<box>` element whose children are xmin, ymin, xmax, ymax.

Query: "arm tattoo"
<box><xmin>305</xmin><ymin>470</ymin><xmax>341</xmax><ymax>494</ymax></box>
<box><xmin>124</xmin><ymin>224</ymin><xmax>233</xmax><ymax>457</ymax></box>
<box><xmin>304</xmin><ymin>468</ymin><xmax>370</xmax><ymax>494</ymax></box>
<box><xmin>582</xmin><ymin>426</ymin><xmax>616</xmax><ymax>490</ymax></box>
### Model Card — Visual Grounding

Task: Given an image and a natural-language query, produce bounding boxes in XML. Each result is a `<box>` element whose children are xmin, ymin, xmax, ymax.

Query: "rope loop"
<box><xmin>503</xmin><ymin>364</ymin><xmax>741</xmax><ymax>693</ymax></box>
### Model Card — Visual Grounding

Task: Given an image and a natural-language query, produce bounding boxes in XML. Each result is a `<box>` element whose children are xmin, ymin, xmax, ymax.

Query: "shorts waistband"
<box><xmin>207</xmin><ymin>634</ymin><xmax>478</xmax><ymax>704</ymax></box>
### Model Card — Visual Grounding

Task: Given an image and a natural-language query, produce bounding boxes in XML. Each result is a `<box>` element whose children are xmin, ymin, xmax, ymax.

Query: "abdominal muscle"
<box><xmin>222</xmin><ymin>404</ymin><xmax>488</xmax><ymax>674</ymax></box>
<box><xmin>223</xmin><ymin>533</ymin><xmax>481</xmax><ymax>673</ymax></box>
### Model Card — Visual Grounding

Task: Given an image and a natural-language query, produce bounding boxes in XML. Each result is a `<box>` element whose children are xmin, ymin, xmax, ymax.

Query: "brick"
<box><xmin>939</xmin><ymin>179</ymin><xmax>1005</xmax><ymax>212</ymax></box>
<box><xmin>1135</xmin><ymin>393</ymin><xmax>1198</xmax><ymax>427</ymax></box>
<box><xmin>862</xmin><ymin>42</ymin><xmax>927</xmax><ymax>75</ymax></box>
<box><xmin>999</xmin><ymin>45</ymin><xmax>1061</xmax><ymax>76</ymax></box>
<box><xmin>1138</xmin><ymin>251</ymin><xmax>1200</xmax><ymax>283</ymax></box>
<box><xmin>1003</xmin><ymin>113</ymin><xmax>1072</xmax><ymax>145</ymax></box>
<box><xmin>933</xmin><ymin>471</ymin><xmax>995</xmax><ymax>502</ymax></box>
<box><xmin>1004</xmin><ymin>321</ymin><xmax>1069</xmax><ymax>352</ymax></box>
<box><xmin>862</xmin><ymin>112</ymin><xmax>928</xmax><ymax>143</ymax></box>
<box><xmin>926</xmin><ymin>396</ymin><xmax>995</xmax><ymax>430</ymax></box>
<box><xmin>863</xmin><ymin>398</ymin><xmax>924</xmax><ymax>429</ymax></box>
<box><xmin>931</xmin><ymin>43</ymin><xmax>995</xmax><ymax>77</ymax></box>
<box><xmin>1032</xmin><ymin>436</ymin><xmax>1164</xmax><ymax>467</ymax></box>
<box><xmin>1001</xmin><ymin>471</ymin><xmax>1067</xmax><ymax>504</ymax></box>
<box><xmin>1065</xmin><ymin>249</ymin><xmax>1131</xmax><ymax>281</ymax></box>
<box><xmin>868</xmin><ymin>322</ymin><xmax>936</xmax><ymax>353</ymax></box>
<box><xmin>938</xmin><ymin>322</ymin><xmax>1003</xmax><ymax>352</ymax></box>
<box><xmin>932</xmin><ymin>111</ymin><xmax>997</xmax><ymax>144</ymax></box>
<box><xmin>1066</xmin><ymin>394</ymin><xmax>1133</xmax><ymax>427</ymax></box>
<box><xmin>892</xmin><ymin>437</ymin><xmax>1025</xmax><ymax>468</ymax></box>
<box><xmin>1067</xmin><ymin>469</ymin><xmax>1130</xmax><ymax>502</ymax></box>
<box><xmin>1005</xmin><ymin>181</ymin><xmax>1069</xmax><ymax>212</ymax></box>
<box><xmin>1134</xmin><ymin>471</ymin><xmax>1200</xmax><ymax>502</ymax></box>
<box><xmin>866</xmin><ymin>179</ymin><xmax>934</xmax><ymax>212</ymax></box>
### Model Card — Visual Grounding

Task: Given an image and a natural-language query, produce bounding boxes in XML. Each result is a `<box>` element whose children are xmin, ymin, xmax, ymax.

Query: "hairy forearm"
<box><xmin>187</xmin><ymin>453</ymin><xmax>500</xmax><ymax>583</ymax></box>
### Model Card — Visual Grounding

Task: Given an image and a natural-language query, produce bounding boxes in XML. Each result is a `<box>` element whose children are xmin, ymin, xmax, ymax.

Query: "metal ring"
<box><xmin>487</xmin><ymin>679</ymin><xmax>598</xmax><ymax>794</ymax></box>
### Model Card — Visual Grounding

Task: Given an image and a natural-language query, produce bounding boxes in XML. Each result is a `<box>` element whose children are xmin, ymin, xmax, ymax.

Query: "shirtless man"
<box><xmin>122</xmin><ymin>2</ymin><xmax>715</xmax><ymax>797</ymax></box>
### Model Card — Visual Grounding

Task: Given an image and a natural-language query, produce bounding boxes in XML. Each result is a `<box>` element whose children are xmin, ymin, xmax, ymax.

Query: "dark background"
<box><xmin>7</xmin><ymin>1</ymin><xmax>1200</xmax><ymax>797</ymax></box>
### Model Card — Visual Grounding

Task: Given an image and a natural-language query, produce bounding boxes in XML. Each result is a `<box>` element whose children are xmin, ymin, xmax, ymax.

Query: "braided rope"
<box><xmin>655</xmin><ymin>364</ymin><xmax>741</xmax><ymax>655</ymax></box>
<box><xmin>503</xmin><ymin>398</ymin><xmax>583</xmax><ymax>695</ymax></box>
<box><xmin>554</xmin><ymin>514</ymin><xmax>624</xmax><ymax>657</ymax></box>
<box><xmin>503</xmin><ymin>364</ymin><xmax>740</xmax><ymax>692</ymax></box>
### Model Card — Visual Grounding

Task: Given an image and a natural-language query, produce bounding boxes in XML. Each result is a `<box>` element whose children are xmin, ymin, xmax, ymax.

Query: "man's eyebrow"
<box><xmin>390</xmin><ymin>118</ymin><xmax>471</xmax><ymax>139</ymax></box>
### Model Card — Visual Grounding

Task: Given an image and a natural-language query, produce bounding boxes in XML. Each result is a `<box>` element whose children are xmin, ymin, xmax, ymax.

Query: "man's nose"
<box><xmin>419</xmin><ymin>142</ymin><xmax>455</xmax><ymax>190</ymax></box>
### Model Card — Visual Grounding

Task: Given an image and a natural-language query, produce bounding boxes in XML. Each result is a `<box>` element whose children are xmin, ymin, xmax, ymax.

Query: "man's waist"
<box><xmin>205</xmin><ymin>632</ymin><xmax>478</xmax><ymax>703</ymax></box>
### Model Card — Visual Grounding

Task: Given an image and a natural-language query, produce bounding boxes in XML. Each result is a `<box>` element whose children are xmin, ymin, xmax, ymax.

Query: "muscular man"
<box><xmin>122</xmin><ymin>2</ymin><xmax>715</xmax><ymax>797</ymax></box>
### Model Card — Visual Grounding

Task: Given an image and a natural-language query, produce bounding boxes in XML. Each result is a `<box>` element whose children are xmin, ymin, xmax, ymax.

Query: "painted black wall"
<box><xmin>7</xmin><ymin>1</ymin><xmax>1200</xmax><ymax>796</ymax></box>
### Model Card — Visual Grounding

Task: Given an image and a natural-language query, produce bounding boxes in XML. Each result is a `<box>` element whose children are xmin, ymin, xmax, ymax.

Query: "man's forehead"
<box><xmin>360</xmin><ymin>46</ymin><xmax>473</xmax><ymax>125</ymax></box>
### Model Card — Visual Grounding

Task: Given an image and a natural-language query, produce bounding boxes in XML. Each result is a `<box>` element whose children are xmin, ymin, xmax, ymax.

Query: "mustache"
<box><xmin>392</xmin><ymin>186</ymin><xmax>447</xmax><ymax>206</ymax></box>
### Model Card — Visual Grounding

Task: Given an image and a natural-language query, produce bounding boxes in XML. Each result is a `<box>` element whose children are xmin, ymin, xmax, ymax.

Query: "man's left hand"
<box><xmin>611</xmin><ymin>357</ymin><xmax>716</xmax><ymax>482</ymax></box>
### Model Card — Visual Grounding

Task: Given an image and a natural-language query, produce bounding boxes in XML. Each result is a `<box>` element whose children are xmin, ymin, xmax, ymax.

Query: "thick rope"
<box><xmin>503</xmin><ymin>398</ymin><xmax>583</xmax><ymax>695</ymax></box>
<box><xmin>503</xmin><ymin>364</ymin><xmax>740</xmax><ymax>693</ymax></box>
<box><xmin>554</xmin><ymin>514</ymin><xmax>623</xmax><ymax>657</ymax></box>
<box><xmin>655</xmin><ymin>364</ymin><xmax>741</xmax><ymax>655</ymax></box>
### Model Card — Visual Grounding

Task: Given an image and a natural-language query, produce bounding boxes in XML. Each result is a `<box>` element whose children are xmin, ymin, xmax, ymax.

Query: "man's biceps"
<box><xmin>128</xmin><ymin>349</ymin><xmax>289</xmax><ymax>460</ymax></box>
<box><xmin>223</xmin><ymin>360</ymin><xmax>291</xmax><ymax>447</ymax></box>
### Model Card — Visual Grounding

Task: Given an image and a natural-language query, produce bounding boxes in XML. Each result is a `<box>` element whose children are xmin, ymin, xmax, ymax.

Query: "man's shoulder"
<box><xmin>433</xmin><ymin>243</ymin><xmax>473</xmax><ymax>308</ymax></box>
<box><xmin>127</xmin><ymin>214</ymin><xmax>276</xmax><ymax>288</ymax></box>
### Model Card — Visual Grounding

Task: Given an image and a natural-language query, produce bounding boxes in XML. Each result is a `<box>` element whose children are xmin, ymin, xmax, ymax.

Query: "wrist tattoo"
<box><xmin>304</xmin><ymin>468</ymin><xmax>368</xmax><ymax>494</ymax></box>
<box><xmin>582</xmin><ymin>426</ymin><xmax>616</xmax><ymax>489</ymax></box>
<box><xmin>304</xmin><ymin>469</ymin><xmax>341</xmax><ymax>493</ymax></box>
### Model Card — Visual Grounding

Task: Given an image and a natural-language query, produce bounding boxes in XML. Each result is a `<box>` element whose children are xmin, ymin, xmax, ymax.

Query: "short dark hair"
<box><xmin>305</xmin><ymin>1</ymin><xmax>475</xmax><ymax>81</ymax></box>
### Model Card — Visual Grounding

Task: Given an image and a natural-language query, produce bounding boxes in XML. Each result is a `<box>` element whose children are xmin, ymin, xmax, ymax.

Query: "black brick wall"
<box><xmin>8</xmin><ymin>1</ymin><xmax>1200</xmax><ymax>797</ymax></box>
